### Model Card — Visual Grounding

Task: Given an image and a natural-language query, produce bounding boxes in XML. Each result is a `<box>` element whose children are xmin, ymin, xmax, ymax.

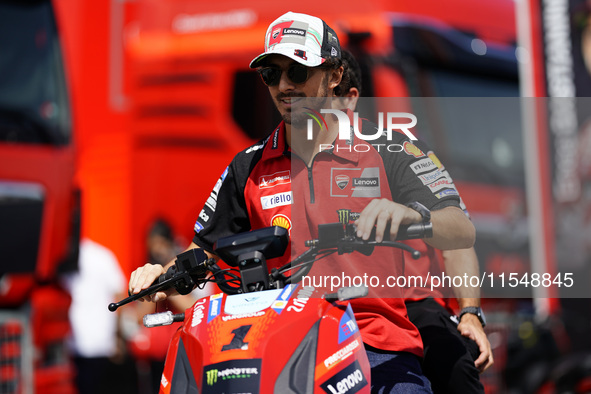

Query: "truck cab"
<box><xmin>0</xmin><ymin>1</ymin><xmax>79</xmax><ymax>392</ymax></box>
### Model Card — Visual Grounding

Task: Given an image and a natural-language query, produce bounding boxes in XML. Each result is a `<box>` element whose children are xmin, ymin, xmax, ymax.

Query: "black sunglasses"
<box><xmin>257</xmin><ymin>64</ymin><xmax>317</xmax><ymax>86</ymax></box>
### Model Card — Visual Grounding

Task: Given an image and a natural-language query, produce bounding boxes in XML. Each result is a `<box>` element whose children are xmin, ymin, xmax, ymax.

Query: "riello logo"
<box><xmin>305</xmin><ymin>108</ymin><xmax>418</xmax><ymax>152</ymax></box>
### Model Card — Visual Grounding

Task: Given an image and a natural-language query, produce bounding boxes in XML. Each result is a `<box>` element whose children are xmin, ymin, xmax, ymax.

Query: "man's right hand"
<box><xmin>129</xmin><ymin>242</ymin><xmax>210</xmax><ymax>302</ymax></box>
<box><xmin>128</xmin><ymin>262</ymin><xmax>168</xmax><ymax>302</ymax></box>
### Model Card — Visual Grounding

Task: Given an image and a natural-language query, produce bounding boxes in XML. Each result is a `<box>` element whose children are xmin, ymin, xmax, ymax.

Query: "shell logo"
<box><xmin>271</xmin><ymin>214</ymin><xmax>292</xmax><ymax>234</ymax></box>
<box><xmin>403</xmin><ymin>141</ymin><xmax>425</xmax><ymax>158</ymax></box>
<box><xmin>427</xmin><ymin>151</ymin><xmax>443</xmax><ymax>170</ymax></box>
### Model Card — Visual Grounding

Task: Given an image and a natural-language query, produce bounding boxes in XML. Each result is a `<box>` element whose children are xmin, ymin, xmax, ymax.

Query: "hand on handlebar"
<box><xmin>129</xmin><ymin>263</ymin><xmax>170</xmax><ymax>302</ymax></box>
<box><xmin>355</xmin><ymin>199</ymin><xmax>423</xmax><ymax>243</ymax></box>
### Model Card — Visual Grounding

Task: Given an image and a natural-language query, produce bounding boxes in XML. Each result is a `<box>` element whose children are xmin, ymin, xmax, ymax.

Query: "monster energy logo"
<box><xmin>202</xmin><ymin>359</ymin><xmax>262</xmax><ymax>393</ymax></box>
<box><xmin>206</xmin><ymin>369</ymin><xmax>218</xmax><ymax>386</ymax></box>
<box><xmin>337</xmin><ymin>209</ymin><xmax>360</xmax><ymax>224</ymax></box>
<box><xmin>205</xmin><ymin>366</ymin><xmax>259</xmax><ymax>386</ymax></box>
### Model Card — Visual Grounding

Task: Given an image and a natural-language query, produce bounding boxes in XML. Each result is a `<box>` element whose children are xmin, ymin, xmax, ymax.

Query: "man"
<box><xmin>129</xmin><ymin>12</ymin><xmax>475</xmax><ymax>392</ymax></box>
<box><xmin>335</xmin><ymin>49</ymin><xmax>493</xmax><ymax>392</ymax></box>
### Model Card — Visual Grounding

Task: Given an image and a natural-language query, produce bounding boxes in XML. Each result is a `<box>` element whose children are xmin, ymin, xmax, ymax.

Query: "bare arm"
<box><xmin>128</xmin><ymin>242</ymin><xmax>217</xmax><ymax>303</ymax></box>
<box><xmin>355</xmin><ymin>199</ymin><xmax>475</xmax><ymax>250</ymax></box>
<box><xmin>442</xmin><ymin>247</ymin><xmax>494</xmax><ymax>372</ymax></box>
<box><xmin>429</xmin><ymin>206</ymin><xmax>475</xmax><ymax>250</ymax></box>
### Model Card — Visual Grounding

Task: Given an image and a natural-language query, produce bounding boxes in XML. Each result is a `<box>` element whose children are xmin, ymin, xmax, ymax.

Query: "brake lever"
<box><xmin>336</xmin><ymin>239</ymin><xmax>421</xmax><ymax>259</ymax></box>
<box><xmin>109</xmin><ymin>249</ymin><xmax>210</xmax><ymax>312</ymax></box>
<box><xmin>108</xmin><ymin>274</ymin><xmax>183</xmax><ymax>312</ymax></box>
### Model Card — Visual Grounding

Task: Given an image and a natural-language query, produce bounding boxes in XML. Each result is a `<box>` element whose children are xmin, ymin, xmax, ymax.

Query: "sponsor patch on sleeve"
<box><xmin>426</xmin><ymin>178</ymin><xmax>454</xmax><ymax>193</ymax></box>
<box><xmin>196</xmin><ymin>166</ymin><xmax>230</xmax><ymax>228</ymax></box>
<box><xmin>194</xmin><ymin>221</ymin><xmax>204</xmax><ymax>233</ymax></box>
<box><xmin>417</xmin><ymin>168</ymin><xmax>445</xmax><ymax>185</ymax></box>
<box><xmin>410</xmin><ymin>158</ymin><xmax>437</xmax><ymax>174</ymax></box>
<box><xmin>435</xmin><ymin>189</ymin><xmax>460</xmax><ymax>199</ymax></box>
<box><xmin>403</xmin><ymin>141</ymin><xmax>426</xmax><ymax>158</ymax></box>
<box><xmin>427</xmin><ymin>151</ymin><xmax>444</xmax><ymax>170</ymax></box>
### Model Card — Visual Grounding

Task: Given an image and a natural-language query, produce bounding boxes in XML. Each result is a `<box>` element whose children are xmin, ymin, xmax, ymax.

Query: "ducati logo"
<box><xmin>335</xmin><ymin>175</ymin><xmax>349</xmax><ymax>190</ymax></box>
<box><xmin>272</xmin><ymin>27</ymin><xmax>281</xmax><ymax>39</ymax></box>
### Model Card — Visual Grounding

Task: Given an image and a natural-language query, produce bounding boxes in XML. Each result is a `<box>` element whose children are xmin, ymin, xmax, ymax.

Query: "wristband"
<box><xmin>459</xmin><ymin>306</ymin><xmax>486</xmax><ymax>327</ymax></box>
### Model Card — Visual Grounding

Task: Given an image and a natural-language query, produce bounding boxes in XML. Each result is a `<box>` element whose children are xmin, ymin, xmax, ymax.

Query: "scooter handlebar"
<box><xmin>110</xmin><ymin>220</ymin><xmax>434</xmax><ymax>309</ymax></box>
<box><xmin>109</xmin><ymin>248</ymin><xmax>209</xmax><ymax>312</ymax></box>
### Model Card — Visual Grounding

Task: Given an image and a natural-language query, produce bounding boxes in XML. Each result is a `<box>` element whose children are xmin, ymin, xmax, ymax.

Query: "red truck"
<box><xmin>0</xmin><ymin>0</ymin><xmax>527</xmax><ymax>392</ymax></box>
<box><xmin>0</xmin><ymin>1</ymin><xmax>79</xmax><ymax>392</ymax></box>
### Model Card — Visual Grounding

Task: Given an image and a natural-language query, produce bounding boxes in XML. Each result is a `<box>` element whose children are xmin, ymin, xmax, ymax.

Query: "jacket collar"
<box><xmin>262</xmin><ymin>109</ymin><xmax>366</xmax><ymax>165</ymax></box>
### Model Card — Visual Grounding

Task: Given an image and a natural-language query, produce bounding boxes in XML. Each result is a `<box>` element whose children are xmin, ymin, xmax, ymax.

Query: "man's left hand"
<box><xmin>458</xmin><ymin>313</ymin><xmax>494</xmax><ymax>372</ymax></box>
<box><xmin>355</xmin><ymin>198</ymin><xmax>421</xmax><ymax>242</ymax></box>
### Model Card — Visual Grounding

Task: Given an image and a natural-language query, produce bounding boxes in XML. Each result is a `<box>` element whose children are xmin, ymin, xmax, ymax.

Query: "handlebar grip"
<box><xmin>156</xmin><ymin>265</ymin><xmax>178</xmax><ymax>285</ymax></box>
<box><xmin>365</xmin><ymin>222</ymin><xmax>433</xmax><ymax>242</ymax></box>
<box><xmin>395</xmin><ymin>222</ymin><xmax>433</xmax><ymax>240</ymax></box>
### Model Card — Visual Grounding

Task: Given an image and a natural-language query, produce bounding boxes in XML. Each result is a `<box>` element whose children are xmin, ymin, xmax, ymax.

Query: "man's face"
<box><xmin>261</xmin><ymin>55</ymin><xmax>335</xmax><ymax>125</ymax></box>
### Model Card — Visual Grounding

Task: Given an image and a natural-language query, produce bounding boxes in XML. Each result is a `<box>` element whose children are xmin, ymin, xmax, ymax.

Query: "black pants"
<box><xmin>406</xmin><ymin>298</ymin><xmax>485</xmax><ymax>394</ymax></box>
<box><xmin>73</xmin><ymin>356</ymin><xmax>138</xmax><ymax>394</ymax></box>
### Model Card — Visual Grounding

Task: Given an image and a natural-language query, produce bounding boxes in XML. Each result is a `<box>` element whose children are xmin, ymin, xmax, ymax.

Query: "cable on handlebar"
<box><xmin>282</xmin><ymin>248</ymin><xmax>338</xmax><ymax>285</ymax></box>
<box><xmin>208</xmin><ymin>262</ymin><xmax>244</xmax><ymax>294</ymax></box>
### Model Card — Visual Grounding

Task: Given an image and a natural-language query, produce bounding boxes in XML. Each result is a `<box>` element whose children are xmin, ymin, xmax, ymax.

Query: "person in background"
<box><xmin>336</xmin><ymin>49</ymin><xmax>493</xmax><ymax>393</ymax></box>
<box><xmin>62</xmin><ymin>238</ymin><xmax>137</xmax><ymax>394</ymax></box>
<box><xmin>146</xmin><ymin>218</ymin><xmax>179</xmax><ymax>267</ymax></box>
